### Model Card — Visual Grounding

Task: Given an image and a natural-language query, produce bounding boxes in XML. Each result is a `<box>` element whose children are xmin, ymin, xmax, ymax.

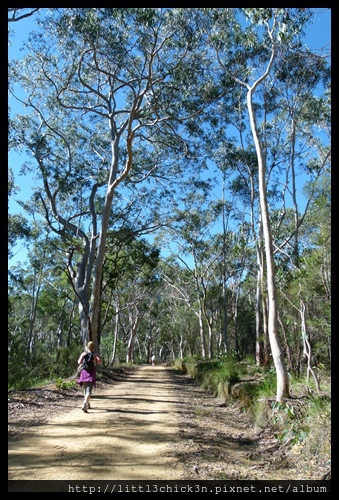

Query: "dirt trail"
<box><xmin>8</xmin><ymin>365</ymin><xmax>186</xmax><ymax>481</ymax></box>
<box><xmin>9</xmin><ymin>364</ymin><xmax>330</xmax><ymax>489</ymax></box>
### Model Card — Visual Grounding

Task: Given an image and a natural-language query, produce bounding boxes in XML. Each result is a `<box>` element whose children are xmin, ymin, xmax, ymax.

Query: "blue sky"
<box><xmin>8</xmin><ymin>8</ymin><xmax>331</xmax><ymax>267</ymax></box>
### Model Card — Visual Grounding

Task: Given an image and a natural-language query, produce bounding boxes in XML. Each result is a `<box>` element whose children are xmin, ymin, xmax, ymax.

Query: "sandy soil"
<box><xmin>9</xmin><ymin>365</ymin><xmax>188</xmax><ymax>481</ymax></box>
<box><xmin>8</xmin><ymin>364</ymin><xmax>331</xmax><ymax>490</ymax></box>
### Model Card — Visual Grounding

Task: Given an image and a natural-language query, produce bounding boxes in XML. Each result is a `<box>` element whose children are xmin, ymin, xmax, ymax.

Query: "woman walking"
<box><xmin>77</xmin><ymin>341</ymin><xmax>102</xmax><ymax>413</ymax></box>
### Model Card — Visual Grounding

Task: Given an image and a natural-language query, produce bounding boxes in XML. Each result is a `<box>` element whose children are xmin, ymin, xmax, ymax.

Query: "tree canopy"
<box><xmin>8</xmin><ymin>8</ymin><xmax>330</xmax><ymax>401</ymax></box>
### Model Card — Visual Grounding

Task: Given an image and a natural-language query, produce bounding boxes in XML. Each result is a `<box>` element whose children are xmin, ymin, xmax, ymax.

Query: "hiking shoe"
<box><xmin>87</xmin><ymin>403</ymin><xmax>91</xmax><ymax>409</ymax></box>
<box><xmin>82</xmin><ymin>405</ymin><xmax>88</xmax><ymax>413</ymax></box>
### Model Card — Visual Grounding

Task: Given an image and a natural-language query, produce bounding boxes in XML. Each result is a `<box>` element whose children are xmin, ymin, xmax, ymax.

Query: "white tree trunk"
<box><xmin>247</xmin><ymin>88</ymin><xmax>290</xmax><ymax>401</ymax></box>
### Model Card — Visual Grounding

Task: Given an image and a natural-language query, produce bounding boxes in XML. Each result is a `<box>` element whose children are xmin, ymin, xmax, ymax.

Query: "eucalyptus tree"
<box><xmin>160</xmin><ymin>177</ymin><xmax>256</xmax><ymax>359</ymax></box>
<box><xmin>214</xmin><ymin>147</ymin><xmax>261</xmax><ymax>358</ymax></box>
<box><xmin>272</xmin><ymin>53</ymin><xmax>330</xmax><ymax>267</ymax></box>
<box><xmin>8</xmin><ymin>225</ymin><xmax>76</xmax><ymax>377</ymax></box>
<box><xmin>8</xmin><ymin>169</ymin><xmax>33</xmax><ymax>259</ymax></box>
<box><xmin>155</xmin><ymin>271</ymin><xmax>201</xmax><ymax>360</ymax></box>
<box><xmin>158</xmin><ymin>188</ymin><xmax>224</xmax><ymax>359</ymax></box>
<box><xmin>168</xmin><ymin>305</ymin><xmax>200</xmax><ymax>359</ymax></box>
<box><xmin>276</xmin><ymin>173</ymin><xmax>331</xmax><ymax>382</ymax></box>
<box><xmin>9</xmin><ymin>8</ymin><xmax>219</xmax><ymax>352</ymax></box>
<box><xmin>159</xmin><ymin>257</ymin><xmax>204</xmax><ymax>355</ymax></box>
<box><xmin>120</xmin><ymin>283</ymin><xmax>163</xmax><ymax>364</ymax></box>
<box><xmin>8</xmin><ymin>265</ymin><xmax>32</xmax><ymax>367</ymax></box>
<box><xmin>208</xmin><ymin>7</ymin><xmax>329</xmax><ymax>401</ymax></box>
<box><xmin>158</xmin><ymin>278</ymin><xmax>201</xmax><ymax>361</ymax></box>
<box><xmin>100</xmin><ymin>232</ymin><xmax>160</xmax><ymax>363</ymax></box>
<box><xmin>272</xmin><ymin>57</ymin><xmax>330</xmax><ymax>389</ymax></box>
<box><xmin>16</xmin><ymin>232</ymin><xmax>54</xmax><ymax>359</ymax></box>
<box><xmin>215</xmin><ymin>141</ymin><xmax>272</xmax><ymax>366</ymax></box>
<box><xmin>190</xmin><ymin>236</ymin><xmax>222</xmax><ymax>360</ymax></box>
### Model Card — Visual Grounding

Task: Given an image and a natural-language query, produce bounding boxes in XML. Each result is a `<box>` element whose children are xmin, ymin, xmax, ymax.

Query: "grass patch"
<box><xmin>176</xmin><ymin>355</ymin><xmax>331</xmax><ymax>461</ymax></box>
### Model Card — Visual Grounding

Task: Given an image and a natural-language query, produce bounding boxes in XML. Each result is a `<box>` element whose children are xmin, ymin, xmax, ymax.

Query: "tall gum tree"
<box><xmin>209</xmin><ymin>8</ymin><xmax>321</xmax><ymax>401</ymax></box>
<box><xmin>245</xmin><ymin>12</ymin><xmax>289</xmax><ymax>400</ymax></box>
<box><xmin>9</xmin><ymin>8</ymin><xmax>219</xmax><ymax>352</ymax></box>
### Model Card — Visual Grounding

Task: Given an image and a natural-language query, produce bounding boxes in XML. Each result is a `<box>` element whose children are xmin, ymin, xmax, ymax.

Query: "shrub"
<box><xmin>55</xmin><ymin>378</ymin><xmax>76</xmax><ymax>391</ymax></box>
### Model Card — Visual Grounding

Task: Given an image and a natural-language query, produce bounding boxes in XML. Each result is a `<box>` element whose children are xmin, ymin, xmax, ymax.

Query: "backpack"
<box><xmin>81</xmin><ymin>351</ymin><xmax>95</xmax><ymax>372</ymax></box>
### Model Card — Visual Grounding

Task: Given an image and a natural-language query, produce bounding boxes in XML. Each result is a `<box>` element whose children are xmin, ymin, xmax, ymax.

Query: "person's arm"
<box><xmin>95</xmin><ymin>354</ymin><xmax>102</xmax><ymax>365</ymax></box>
<box><xmin>78</xmin><ymin>352</ymin><xmax>85</xmax><ymax>365</ymax></box>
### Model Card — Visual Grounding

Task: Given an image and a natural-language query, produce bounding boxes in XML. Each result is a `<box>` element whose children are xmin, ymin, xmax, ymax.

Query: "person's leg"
<box><xmin>84</xmin><ymin>384</ymin><xmax>91</xmax><ymax>406</ymax></box>
<box><xmin>82</xmin><ymin>383</ymin><xmax>91</xmax><ymax>411</ymax></box>
<box><xmin>87</xmin><ymin>384</ymin><xmax>93</xmax><ymax>408</ymax></box>
<box><xmin>84</xmin><ymin>383</ymin><xmax>94</xmax><ymax>409</ymax></box>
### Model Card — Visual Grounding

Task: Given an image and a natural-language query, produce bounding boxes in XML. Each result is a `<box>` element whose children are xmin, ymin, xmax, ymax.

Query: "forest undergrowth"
<box><xmin>173</xmin><ymin>356</ymin><xmax>331</xmax><ymax>480</ymax></box>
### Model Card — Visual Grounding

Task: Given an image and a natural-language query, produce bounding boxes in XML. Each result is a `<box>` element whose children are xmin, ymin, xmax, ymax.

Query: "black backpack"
<box><xmin>81</xmin><ymin>351</ymin><xmax>95</xmax><ymax>372</ymax></box>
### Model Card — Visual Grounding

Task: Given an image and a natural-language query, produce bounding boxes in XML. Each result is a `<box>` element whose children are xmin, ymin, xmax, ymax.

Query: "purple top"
<box><xmin>77</xmin><ymin>351</ymin><xmax>97</xmax><ymax>386</ymax></box>
<box><xmin>78</xmin><ymin>366</ymin><xmax>97</xmax><ymax>386</ymax></box>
